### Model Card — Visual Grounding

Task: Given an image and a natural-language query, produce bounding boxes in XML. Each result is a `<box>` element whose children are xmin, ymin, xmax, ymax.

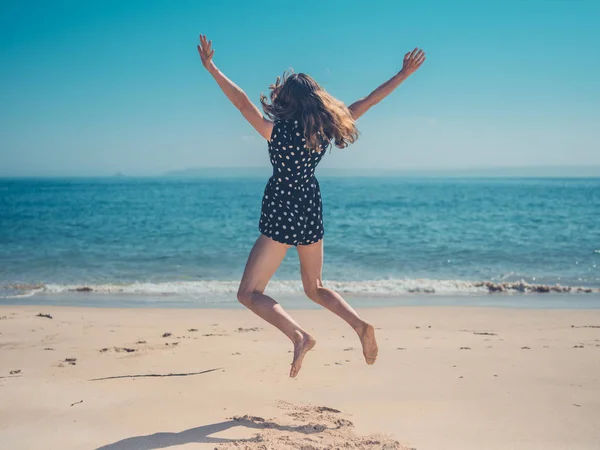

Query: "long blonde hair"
<box><xmin>260</xmin><ymin>71</ymin><xmax>358</xmax><ymax>151</ymax></box>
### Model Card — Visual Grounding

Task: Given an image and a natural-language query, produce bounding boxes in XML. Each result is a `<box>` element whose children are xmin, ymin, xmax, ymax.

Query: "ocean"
<box><xmin>1</xmin><ymin>176</ymin><xmax>599</xmax><ymax>308</ymax></box>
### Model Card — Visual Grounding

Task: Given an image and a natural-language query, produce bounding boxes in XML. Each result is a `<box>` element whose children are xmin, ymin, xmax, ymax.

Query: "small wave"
<box><xmin>3</xmin><ymin>279</ymin><xmax>598</xmax><ymax>297</ymax></box>
<box><xmin>0</xmin><ymin>291</ymin><xmax>38</xmax><ymax>299</ymax></box>
<box><xmin>0</xmin><ymin>284</ymin><xmax>44</xmax><ymax>299</ymax></box>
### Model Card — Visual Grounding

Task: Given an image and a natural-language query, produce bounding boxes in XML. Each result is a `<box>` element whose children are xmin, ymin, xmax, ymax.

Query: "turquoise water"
<box><xmin>1</xmin><ymin>177</ymin><xmax>599</xmax><ymax>306</ymax></box>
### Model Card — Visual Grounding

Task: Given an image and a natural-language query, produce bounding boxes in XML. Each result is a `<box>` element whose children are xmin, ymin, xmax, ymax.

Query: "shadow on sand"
<box><xmin>96</xmin><ymin>416</ymin><xmax>325</xmax><ymax>449</ymax></box>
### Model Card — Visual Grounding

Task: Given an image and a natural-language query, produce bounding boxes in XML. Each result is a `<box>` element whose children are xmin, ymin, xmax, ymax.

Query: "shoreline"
<box><xmin>2</xmin><ymin>292</ymin><xmax>600</xmax><ymax>310</ymax></box>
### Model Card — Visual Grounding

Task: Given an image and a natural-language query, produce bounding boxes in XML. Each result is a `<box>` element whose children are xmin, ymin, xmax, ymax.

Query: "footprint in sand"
<box><xmin>214</xmin><ymin>403</ymin><xmax>404</xmax><ymax>449</ymax></box>
<box><xmin>58</xmin><ymin>358</ymin><xmax>77</xmax><ymax>367</ymax></box>
<box><xmin>100</xmin><ymin>347</ymin><xmax>136</xmax><ymax>353</ymax></box>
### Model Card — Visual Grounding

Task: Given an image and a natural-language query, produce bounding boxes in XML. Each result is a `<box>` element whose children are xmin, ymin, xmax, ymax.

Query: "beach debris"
<box><xmin>136</xmin><ymin>340</ymin><xmax>146</xmax><ymax>344</ymax></box>
<box><xmin>9</xmin><ymin>370</ymin><xmax>21</xmax><ymax>375</ymax></box>
<box><xmin>473</xmin><ymin>281</ymin><xmax>596</xmax><ymax>294</ymax></box>
<box><xmin>70</xmin><ymin>400</ymin><xmax>83</xmax><ymax>407</ymax></box>
<box><xmin>408</xmin><ymin>287</ymin><xmax>435</xmax><ymax>293</ymax></box>
<box><xmin>232</xmin><ymin>352</ymin><xmax>242</xmax><ymax>355</ymax></box>
<box><xmin>187</xmin><ymin>328</ymin><xmax>198</xmax><ymax>332</ymax></box>
<box><xmin>460</xmin><ymin>347</ymin><xmax>471</xmax><ymax>350</ymax></box>
<box><xmin>165</xmin><ymin>342</ymin><xmax>179</xmax><ymax>346</ymax></box>
<box><xmin>521</xmin><ymin>347</ymin><xmax>531</xmax><ymax>350</ymax></box>
<box><xmin>343</xmin><ymin>347</ymin><xmax>355</xmax><ymax>351</ymax></box>
<box><xmin>100</xmin><ymin>347</ymin><xmax>136</xmax><ymax>353</ymax></box>
<box><xmin>571</xmin><ymin>325</ymin><xmax>600</xmax><ymax>328</ymax></box>
<box><xmin>71</xmin><ymin>286</ymin><xmax>93</xmax><ymax>292</ymax></box>
<box><xmin>89</xmin><ymin>367</ymin><xmax>222</xmax><ymax>381</ymax></box>
<box><xmin>573</xmin><ymin>345</ymin><xmax>584</xmax><ymax>348</ymax></box>
<box><xmin>335</xmin><ymin>362</ymin><xmax>343</xmax><ymax>365</ymax></box>
<box><xmin>43</xmin><ymin>348</ymin><xmax>54</xmax><ymax>351</ymax></box>
<box><xmin>473</xmin><ymin>332</ymin><xmax>497</xmax><ymax>336</ymax></box>
<box><xmin>202</xmin><ymin>333</ymin><xmax>227</xmax><ymax>337</ymax></box>
<box><xmin>573</xmin><ymin>404</ymin><xmax>581</xmax><ymax>407</ymax></box>
<box><xmin>396</xmin><ymin>347</ymin><xmax>406</xmax><ymax>350</ymax></box>
<box><xmin>36</xmin><ymin>313</ymin><xmax>53</xmax><ymax>319</ymax></box>
<box><xmin>0</xmin><ymin>316</ymin><xmax>7</xmax><ymax>320</ymax></box>
<box><xmin>235</xmin><ymin>327</ymin><xmax>262</xmax><ymax>332</ymax></box>
<box><xmin>65</xmin><ymin>358</ymin><xmax>77</xmax><ymax>365</ymax></box>
<box><xmin>162</xmin><ymin>332</ymin><xmax>172</xmax><ymax>338</ymax></box>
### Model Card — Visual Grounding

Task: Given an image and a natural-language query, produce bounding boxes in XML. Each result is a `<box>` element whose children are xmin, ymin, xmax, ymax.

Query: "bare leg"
<box><xmin>297</xmin><ymin>240</ymin><xmax>378</xmax><ymax>364</ymax></box>
<box><xmin>238</xmin><ymin>235</ymin><xmax>315</xmax><ymax>377</ymax></box>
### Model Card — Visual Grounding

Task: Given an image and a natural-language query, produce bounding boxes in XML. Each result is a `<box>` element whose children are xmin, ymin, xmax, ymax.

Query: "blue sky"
<box><xmin>1</xmin><ymin>0</ymin><xmax>599</xmax><ymax>176</ymax></box>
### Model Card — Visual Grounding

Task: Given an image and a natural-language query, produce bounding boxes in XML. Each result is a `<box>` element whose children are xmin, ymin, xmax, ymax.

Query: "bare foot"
<box><xmin>290</xmin><ymin>333</ymin><xmax>316</xmax><ymax>378</ymax></box>
<box><xmin>357</xmin><ymin>322</ymin><xmax>378</xmax><ymax>365</ymax></box>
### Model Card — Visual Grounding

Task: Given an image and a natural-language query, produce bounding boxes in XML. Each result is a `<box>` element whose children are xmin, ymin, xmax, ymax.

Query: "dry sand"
<box><xmin>1</xmin><ymin>304</ymin><xmax>600</xmax><ymax>449</ymax></box>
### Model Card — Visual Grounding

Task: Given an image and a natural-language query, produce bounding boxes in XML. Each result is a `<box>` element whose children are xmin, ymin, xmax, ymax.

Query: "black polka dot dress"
<box><xmin>259</xmin><ymin>118</ymin><xmax>329</xmax><ymax>246</ymax></box>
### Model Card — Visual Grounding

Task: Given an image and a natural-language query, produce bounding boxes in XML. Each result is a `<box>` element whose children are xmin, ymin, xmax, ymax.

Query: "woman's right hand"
<box><xmin>197</xmin><ymin>34</ymin><xmax>215</xmax><ymax>72</ymax></box>
<box><xmin>400</xmin><ymin>48</ymin><xmax>426</xmax><ymax>76</ymax></box>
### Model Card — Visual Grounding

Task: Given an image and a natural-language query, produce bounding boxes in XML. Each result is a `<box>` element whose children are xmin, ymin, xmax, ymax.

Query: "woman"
<box><xmin>197</xmin><ymin>35</ymin><xmax>425</xmax><ymax>377</ymax></box>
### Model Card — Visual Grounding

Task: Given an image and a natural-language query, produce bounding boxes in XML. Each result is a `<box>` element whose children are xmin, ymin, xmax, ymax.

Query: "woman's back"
<box><xmin>268</xmin><ymin>119</ymin><xmax>327</xmax><ymax>188</ymax></box>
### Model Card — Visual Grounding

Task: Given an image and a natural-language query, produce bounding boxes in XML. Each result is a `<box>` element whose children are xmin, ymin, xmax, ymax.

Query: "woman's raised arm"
<box><xmin>197</xmin><ymin>34</ymin><xmax>274</xmax><ymax>140</ymax></box>
<box><xmin>348</xmin><ymin>48</ymin><xmax>426</xmax><ymax>120</ymax></box>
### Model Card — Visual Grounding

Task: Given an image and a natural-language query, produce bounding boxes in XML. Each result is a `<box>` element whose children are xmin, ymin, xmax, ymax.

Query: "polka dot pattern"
<box><xmin>259</xmin><ymin>119</ymin><xmax>328</xmax><ymax>246</ymax></box>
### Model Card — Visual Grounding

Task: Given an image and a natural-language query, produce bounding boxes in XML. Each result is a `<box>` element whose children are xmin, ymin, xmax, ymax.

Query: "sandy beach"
<box><xmin>1</xmin><ymin>303</ymin><xmax>599</xmax><ymax>449</ymax></box>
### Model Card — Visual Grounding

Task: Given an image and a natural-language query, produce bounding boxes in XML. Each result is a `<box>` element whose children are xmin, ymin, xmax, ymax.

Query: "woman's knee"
<box><xmin>303</xmin><ymin>280</ymin><xmax>323</xmax><ymax>302</ymax></box>
<box><xmin>237</xmin><ymin>288</ymin><xmax>253</xmax><ymax>307</ymax></box>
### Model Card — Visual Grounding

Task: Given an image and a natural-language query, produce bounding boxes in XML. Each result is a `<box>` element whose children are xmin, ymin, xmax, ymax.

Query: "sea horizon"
<box><xmin>2</xmin><ymin>164</ymin><xmax>600</xmax><ymax>179</ymax></box>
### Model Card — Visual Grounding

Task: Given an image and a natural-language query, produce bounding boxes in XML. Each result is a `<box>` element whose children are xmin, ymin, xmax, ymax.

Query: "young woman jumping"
<box><xmin>197</xmin><ymin>34</ymin><xmax>425</xmax><ymax>377</ymax></box>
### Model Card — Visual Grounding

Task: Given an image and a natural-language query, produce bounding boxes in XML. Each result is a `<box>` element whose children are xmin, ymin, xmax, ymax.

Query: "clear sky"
<box><xmin>1</xmin><ymin>0</ymin><xmax>599</xmax><ymax>176</ymax></box>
